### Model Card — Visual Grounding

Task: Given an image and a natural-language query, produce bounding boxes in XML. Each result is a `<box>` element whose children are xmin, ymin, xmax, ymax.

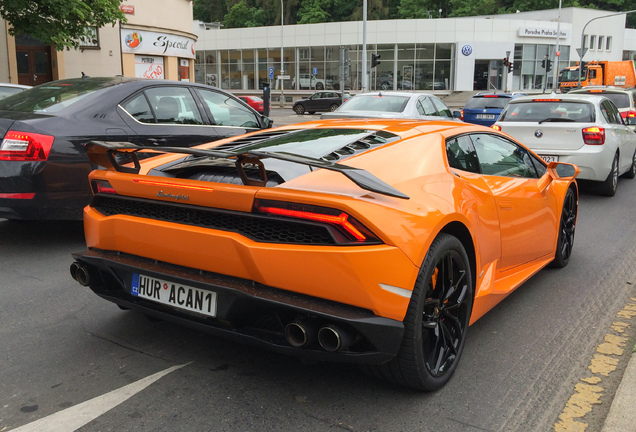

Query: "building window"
<box><xmin>582</xmin><ymin>35</ymin><xmax>588</xmax><ymax>50</ymax></box>
<box><xmin>79</xmin><ymin>26</ymin><xmax>99</xmax><ymax>49</ymax></box>
<box><xmin>598</xmin><ymin>36</ymin><xmax>604</xmax><ymax>50</ymax></box>
<box><xmin>606</xmin><ymin>36</ymin><xmax>612</xmax><ymax>51</ymax></box>
<box><xmin>589</xmin><ymin>35</ymin><xmax>596</xmax><ymax>50</ymax></box>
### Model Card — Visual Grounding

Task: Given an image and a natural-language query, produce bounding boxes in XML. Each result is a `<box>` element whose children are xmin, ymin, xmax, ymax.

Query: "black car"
<box><xmin>293</xmin><ymin>91</ymin><xmax>350</xmax><ymax>115</ymax></box>
<box><xmin>0</xmin><ymin>77</ymin><xmax>272</xmax><ymax>220</ymax></box>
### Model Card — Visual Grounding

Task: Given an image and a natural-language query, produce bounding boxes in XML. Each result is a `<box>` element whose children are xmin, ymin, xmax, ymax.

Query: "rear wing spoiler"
<box><xmin>85</xmin><ymin>141</ymin><xmax>410</xmax><ymax>200</ymax></box>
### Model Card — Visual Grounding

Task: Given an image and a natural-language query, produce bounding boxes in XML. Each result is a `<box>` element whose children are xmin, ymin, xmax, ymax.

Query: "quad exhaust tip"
<box><xmin>318</xmin><ymin>325</ymin><xmax>355</xmax><ymax>352</ymax></box>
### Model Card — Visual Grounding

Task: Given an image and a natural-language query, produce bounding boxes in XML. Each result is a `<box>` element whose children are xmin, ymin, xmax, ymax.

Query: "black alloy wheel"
<box><xmin>330</xmin><ymin>104</ymin><xmax>339</xmax><ymax>111</ymax></box>
<box><xmin>549</xmin><ymin>187</ymin><xmax>577</xmax><ymax>268</ymax></box>
<box><xmin>294</xmin><ymin>104</ymin><xmax>305</xmax><ymax>115</ymax></box>
<box><xmin>316</xmin><ymin>82</ymin><xmax>324</xmax><ymax>90</ymax></box>
<box><xmin>623</xmin><ymin>150</ymin><xmax>636</xmax><ymax>179</ymax></box>
<box><xmin>599</xmin><ymin>153</ymin><xmax>619</xmax><ymax>197</ymax></box>
<box><xmin>366</xmin><ymin>233</ymin><xmax>472</xmax><ymax>391</ymax></box>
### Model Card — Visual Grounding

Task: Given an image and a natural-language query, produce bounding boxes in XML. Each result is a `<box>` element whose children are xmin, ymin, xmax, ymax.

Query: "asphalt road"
<box><xmin>1</xmin><ymin>112</ymin><xmax>636</xmax><ymax>431</ymax></box>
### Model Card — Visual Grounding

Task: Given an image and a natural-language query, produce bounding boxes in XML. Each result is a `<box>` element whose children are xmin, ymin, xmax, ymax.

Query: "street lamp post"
<box><xmin>280</xmin><ymin>0</ymin><xmax>285</xmax><ymax>108</ymax></box>
<box><xmin>578</xmin><ymin>9</ymin><xmax>636</xmax><ymax>89</ymax></box>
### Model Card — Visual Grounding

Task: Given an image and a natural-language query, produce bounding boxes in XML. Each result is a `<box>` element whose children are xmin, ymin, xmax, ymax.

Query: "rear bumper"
<box><xmin>71</xmin><ymin>248</ymin><xmax>405</xmax><ymax>364</ymax></box>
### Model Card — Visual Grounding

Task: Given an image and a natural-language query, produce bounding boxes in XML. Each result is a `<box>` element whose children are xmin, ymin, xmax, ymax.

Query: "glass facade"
<box><xmin>195</xmin><ymin>43</ymin><xmax>455</xmax><ymax>92</ymax></box>
<box><xmin>512</xmin><ymin>43</ymin><xmax>570</xmax><ymax>91</ymax></box>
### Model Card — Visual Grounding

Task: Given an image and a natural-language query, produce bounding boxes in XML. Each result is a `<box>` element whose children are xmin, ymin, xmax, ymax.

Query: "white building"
<box><xmin>193</xmin><ymin>7</ymin><xmax>636</xmax><ymax>98</ymax></box>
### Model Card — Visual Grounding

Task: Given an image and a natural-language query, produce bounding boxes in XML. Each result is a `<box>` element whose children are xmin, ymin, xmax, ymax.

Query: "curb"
<box><xmin>601</xmin><ymin>350</ymin><xmax>636</xmax><ymax>431</ymax></box>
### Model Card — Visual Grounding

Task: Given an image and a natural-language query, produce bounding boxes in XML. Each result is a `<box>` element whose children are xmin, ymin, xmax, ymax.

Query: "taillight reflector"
<box><xmin>0</xmin><ymin>131</ymin><xmax>54</xmax><ymax>161</ymax></box>
<box><xmin>254</xmin><ymin>199</ymin><xmax>379</xmax><ymax>243</ymax></box>
<box><xmin>91</xmin><ymin>180</ymin><xmax>118</xmax><ymax>195</ymax></box>
<box><xmin>582</xmin><ymin>126</ymin><xmax>605</xmax><ymax>145</ymax></box>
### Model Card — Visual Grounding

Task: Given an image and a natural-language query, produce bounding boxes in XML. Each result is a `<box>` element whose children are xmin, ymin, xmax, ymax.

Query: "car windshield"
<box><xmin>559</xmin><ymin>69</ymin><xmax>580</xmax><ymax>82</ymax></box>
<box><xmin>0</xmin><ymin>79</ymin><xmax>117</xmax><ymax>113</ymax></box>
<box><xmin>464</xmin><ymin>96</ymin><xmax>510</xmax><ymax>109</ymax></box>
<box><xmin>500</xmin><ymin>101</ymin><xmax>595</xmax><ymax>123</ymax></box>
<box><xmin>339</xmin><ymin>95</ymin><xmax>409</xmax><ymax>113</ymax></box>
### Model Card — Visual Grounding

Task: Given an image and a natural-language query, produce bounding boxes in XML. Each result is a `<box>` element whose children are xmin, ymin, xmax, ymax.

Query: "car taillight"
<box><xmin>491</xmin><ymin>125</ymin><xmax>502</xmax><ymax>131</ymax></box>
<box><xmin>460</xmin><ymin>110</ymin><xmax>464</xmax><ymax>120</ymax></box>
<box><xmin>253</xmin><ymin>199</ymin><xmax>380</xmax><ymax>244</ymax></box>
<box><xmin>0</xmin><ymin>131</ymin><xmax>54</xmax><ymax>161</ymax></box>
<box><xmin>582</xmin><ymin>127</ymin><xmax>605</xmax><ymax>145</ymax></box>
<box><xmin>624</xmin><ymin>110</ymin><xmax>636</xmax><ymax>119</ymax></box>
<box><xmin>91</xmin><ymin>180</ymin><xmax>118</xmax><ymax>195</ymax></box>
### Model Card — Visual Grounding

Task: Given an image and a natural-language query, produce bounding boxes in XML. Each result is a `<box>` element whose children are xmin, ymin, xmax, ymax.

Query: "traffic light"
<box><xmin>546</xmin><ymin>59</ymin><xmax>552</xmax><ymax>73</ymax></box>
<box><xmin>508</xmin><ymin>61</ymin><xmax>513</xmax><ymax>73</ymax></box>
<box><xmin>371</xmin><ymin>53</ymin><xmax>381</xmax><ymax>68</ymax></box>
<box><xmin>541</xmin><ymin>59</ymin><xmax>546</xmax><ymax>69</ymax></box>
<box><xmin>503</xmin><ymin>57</ymin><xmax>509</xmax><ymax>66</ymax></box>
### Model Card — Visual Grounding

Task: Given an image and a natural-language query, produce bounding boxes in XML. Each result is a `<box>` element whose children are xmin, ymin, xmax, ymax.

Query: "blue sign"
<box><xmin>313</xmin><ymin>67</ymin><xmax>317</xmax><ymax>75</ymax></box>
<box><xmin>461</xmin><ymin>45</ymin><xmax>473</xmax><ymax>56</ymax></box>
<box><xmin>268</xmin><ymin>67</ymin><xmax>274</xmax><ymax>79</ymax></box>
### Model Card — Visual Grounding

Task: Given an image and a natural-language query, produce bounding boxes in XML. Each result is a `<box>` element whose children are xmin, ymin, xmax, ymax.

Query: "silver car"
<box><xmin>320</xmin><ymin>91</ymin><xmax>456</xmax><ymax>121</ymax></box>
<box><xmin>494</xmin><ymin>94</ymin><xmax>636</xmax><ymax>196</ymax></box>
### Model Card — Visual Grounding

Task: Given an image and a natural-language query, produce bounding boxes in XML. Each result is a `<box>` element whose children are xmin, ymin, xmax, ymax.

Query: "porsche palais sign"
<box><xmin>121</xmin><ymin>29</ymin><xmax>196</xmax><ymax>59</ymax></box>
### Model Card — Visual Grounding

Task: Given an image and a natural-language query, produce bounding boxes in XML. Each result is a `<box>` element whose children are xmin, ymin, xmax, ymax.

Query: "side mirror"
<box><xmin>626</xmin><ymin>116</ymin><xmax>636</xmax><ymax>126</ymax></box>
<box><xmin>261</xmin><ymin>116</ymin><xmax>273</xmax><ymax>129</ymax></box>
<box><xmin>453</xmin><ymin>110</ymin><xmax>462</xmax><ymax>118</ymax></box>
<box><xmin>537</xmin><ymin>162</ymin><xmax>580</xmax><ymax>191</ymax></box>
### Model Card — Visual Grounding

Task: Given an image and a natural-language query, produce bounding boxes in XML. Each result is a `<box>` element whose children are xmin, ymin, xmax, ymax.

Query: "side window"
<box><xmin>431</xmin><ymin>97</ymin><xmax>452</xmax><ymax>118</ymax></box>
<box><xmin>196</xmin><ymin>89</ymin><xmax>260</xmax><ymax>128</ymax></box>
<box><xmin>469</xmin><ymin>133</ymin><xmax>540</xmax><ymax>178</ymax></box>
<box><xmin>121</xmin><ymin>93</ymin><xmax>154</xmax><ymax>123</ymax></box>
<box><xmin>418</xmin><ymin>97</ymin><xmax>437</xmax><ymax>116</ymax></box>
<box><xmin>600</xmin><ymin>100</ymin><xmax>619</xmax><ymax>124</ymax></box>
<box><xmin>143</xmin><ymin>87</ymin><xmax>204</xmax><ymax>125</ymax></box>
<box><xmin>446</xmin><ymin>136</ymin><xmax>481</xmax><ymax>174</ymax></box>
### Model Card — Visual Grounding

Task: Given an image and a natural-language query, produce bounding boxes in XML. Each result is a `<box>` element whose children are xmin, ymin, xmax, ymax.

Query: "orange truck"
<box><xmin>559</xmin><ymin>60</ymin><xmax>636</xmax><ymax>93</ymax></box>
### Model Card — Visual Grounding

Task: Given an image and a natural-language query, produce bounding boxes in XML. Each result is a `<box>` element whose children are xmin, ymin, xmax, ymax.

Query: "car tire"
<box><xmin>329</xmin><ymin>104</ymin><xmax>339</xmax><ymax>112</ymax></box>
<box><xmin>599</xmin><ymin>153</ymin><xmax>619</xmax><ymax>197</ymax></box>
<box><xmin>308</xmin><ymin>111</ymin><xmax>316</xmax><ymax>115</ymax></box>
<box><xmin>549</xmin><ymin>187</ymin><xmax>577</xmax><ymax>269</ymax></box>
<box><xmin>316</xmin><ymin>82</ymin><xmax>324</xmax><ymax>90</ymax></box>
<box><xmin>622</xmin><ymin>150</ymin><xmax>636</xmax><ymax>179</ymax></box>
<box><xmin>294</xmin><ymin>104</ymin><xmax>305</xmax><ymax>115</ymax></box>
<box><xmin>365</xmin><ymin>233</ymin><xmax>472</xmax><ymax>391</ymax></box>
<box><xmin>381</xmin><ymin>82</ymin><xmax>390</xmax><ymax>90</ymax></box>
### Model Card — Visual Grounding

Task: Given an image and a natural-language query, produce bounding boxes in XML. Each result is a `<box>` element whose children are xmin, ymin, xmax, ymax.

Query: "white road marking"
<box><xmin>10</xmin><ymin>363</ymin><xmax>187</xmax><ymax>432</ymax></box>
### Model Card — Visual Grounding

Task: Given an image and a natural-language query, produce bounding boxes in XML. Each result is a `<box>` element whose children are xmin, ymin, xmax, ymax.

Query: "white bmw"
<box><xmin>493</xmin><ymin>94</ymin><xmax>636</xmax><ymax>196</ymax></box>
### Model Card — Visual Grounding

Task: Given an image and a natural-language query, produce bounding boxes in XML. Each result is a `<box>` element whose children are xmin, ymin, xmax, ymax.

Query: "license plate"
<box><xmin>476</xmin><ymin>114</ymin><xmax>496</xmax><ymax>119</ymax></box>
<box><xmin>540</xmin><ymin>155</ymin><xmax>559</xmax><ymax>163</ymax></box>
<box><xmin>131</xmin><ymin>273</ymin><xmax>217</xmax><ymax>317</ymax></box>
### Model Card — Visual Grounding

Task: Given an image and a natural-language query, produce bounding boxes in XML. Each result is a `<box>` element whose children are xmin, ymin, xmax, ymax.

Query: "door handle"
<box><xmin>147</xmin><ymin>138</ymin><xmax>168</xmax><ymax>146</ymax></box>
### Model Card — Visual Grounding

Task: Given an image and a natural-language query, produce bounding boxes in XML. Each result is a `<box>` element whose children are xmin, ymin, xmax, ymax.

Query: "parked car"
<box><xmin>238</xmin><ymin>95</ymin><xmax>266</xmax><ymax>114</ymax></box>
<box><xmin>461</xmin><ymin>93</ymin><xmax>527</xmax><ymax>126</ymax></box>
<box><xmin>71</xmin><ymin>118</ymin><xmax>579</xmax><ymax>391</ymax></box>
<box><xmin>293</xmin><ymin>91</ymin><xmax>351</xmax><ymax>115</ymax></box>
<box><xmin>0</xmin><ymin>83</ymin><xmax>31</xmax><ymax>99</ymax></box>
<box><xmin>493</xmin><ymin>94</ymin><xmax>636</xmax><ymax>196</ymax></box>
<box><xmin>292</xmin><ymin>74</ymin><xmax>325</xmax><ymax>90</ymax></box>
<box><xmin>0</xmin><ymin>76</ymin><xmax>272</xmax><ymax>220</ymax></box>
<box><xmin>321</xmin><ymin>91</ymin><xmax>456</xmax><ymax>120</ymax></box>
<box><xmin>568</xmin><ymin>86</ymin><xmax>636</xmax><ymax>120</ymax></box>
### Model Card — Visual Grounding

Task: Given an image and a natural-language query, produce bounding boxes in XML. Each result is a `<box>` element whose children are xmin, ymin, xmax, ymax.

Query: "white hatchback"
<box><xmin>493</xmin><ymin>94</ymin><xmax>636</xmax><ymax>196</ymax></box>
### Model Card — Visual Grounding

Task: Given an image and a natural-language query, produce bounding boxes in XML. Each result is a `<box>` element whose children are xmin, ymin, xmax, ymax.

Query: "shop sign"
<box><xmin>122</xmin><ymin>29</ymin><xmax>196</xmax><ymax>59</ymax></box>
<box><xmin>135</xmin><ymin>55</ymin><xmax>164</xmax><ymax>79</ymax></box>
<box><xmin>518</xmin><ymin>27</ymin><xmax>569</xmax><ymax>38</ymax></box>
<box><xmin>120</xmin><ymin>5</ymin><xmax>135</xmax><ymax>14</ymax></box>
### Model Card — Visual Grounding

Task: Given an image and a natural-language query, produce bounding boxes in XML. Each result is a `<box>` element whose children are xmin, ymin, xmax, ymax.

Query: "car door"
<box><xmin>601</xmin><ymin>99</ymin><xmax>636</xmax><ymax>174</ymax></box>
<box><xmin>305</xmin><ymin>93</ymin><xmax>322</xmax><ymax>111</ymax></box>
<box><xmin>119</xmin><ymin>85</ymin><xmax>221</xmax><ymax>148</ymax></box>
<box><xmin>193</xmin><ymin>88</ymin><xmax>263</xmax><ymax>138</ymax></box>
<box><xmin>468</xmin><ymin>133</ymin><xmax>557</xmax><ymax>271</ymax></box>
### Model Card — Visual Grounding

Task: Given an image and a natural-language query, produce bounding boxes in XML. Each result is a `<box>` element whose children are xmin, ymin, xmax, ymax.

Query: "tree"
<box><xmin>223</xmin><ymin>1</ymin><xmax>267</xmax><ymax>28</ymax></box>
<box><xmin>297</xmin><ymin>0</ymin><xmax>331</xmax><ymax>24</ymax></box>
<box><xmin>0</xmin><ymin>0</ymin><xmax>126</xmax><ymax>50</ymax></box>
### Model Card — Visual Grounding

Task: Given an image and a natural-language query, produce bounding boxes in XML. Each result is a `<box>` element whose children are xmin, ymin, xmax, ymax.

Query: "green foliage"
<box><xmin>0</xmin><ymin>0</ymin><xmax>125</xmax><ymax>50</ymax></box>
<box><xmin>398</xmin><ymin>0</ymin><xmax>439</xmax><ymax>19</ymax></box>
<box><xmin>223</xmin><ymin>1</ymin><xmax>267</xmax><ymax>28</ymax></box>
<box><xmin>297</xmin><ymin>0</ymin><xmax>331</xmax><ymax>24</ymax></box>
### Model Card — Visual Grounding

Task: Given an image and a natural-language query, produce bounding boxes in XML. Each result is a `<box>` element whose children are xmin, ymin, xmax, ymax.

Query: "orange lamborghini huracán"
<box><xmin>71</xmin><ymin>119</ymin><xmax>579</xmax><ymax>391</ymax></box>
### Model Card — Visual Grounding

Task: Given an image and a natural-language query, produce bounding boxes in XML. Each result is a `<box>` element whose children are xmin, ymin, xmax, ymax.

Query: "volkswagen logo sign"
<box><xmin>534</xmin><ymin>129</ymin><xmax>543</xmax><ymax>138</ymax></box>
<box><xmin>461</xmin><ymin>45</ymin><xmax>473</xmax><ymax>56</ymax></box>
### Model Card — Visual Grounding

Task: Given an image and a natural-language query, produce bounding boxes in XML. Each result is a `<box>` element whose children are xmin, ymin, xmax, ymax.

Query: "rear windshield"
<box><xmin>0</xmin><ymin>79</ymin><xmax>117</xmax><ymax>113</ymax></box>
<box><xmin>339</xmin><ymin>95</ymin><xmax>409</xmax><ymax>113</ymax></box>
<box><xmin>499</xmin><ymin>101</ymin><xmax>595</xmax><ymax>123</ymax></box>
<box><xmin>464</xmin><ymin>96</ymin><xmax>511</xmax><ymax>109</ymax></box>
<box><xmin>580</xmin><ymin>92</ymin><xmax>630</xmax><ymax>109</ymax></box>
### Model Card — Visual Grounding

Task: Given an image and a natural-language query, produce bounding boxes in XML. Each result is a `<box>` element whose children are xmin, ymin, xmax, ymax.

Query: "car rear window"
<box><xmin>464</xmin><ymin>96</ymin><xmax>510</xmax><ymax>110</ymax></box>
<box><xmin>499</xmin><ymin>101</ymin><xmax>595</xmax><ymax>122</ymax></box>
<box><xmin>339</xmin><ymin>95</ymin><xmax>409</xmax><ymax>113</ymax></box>
<box><xmin>593</xmin><ymin>93</ymin><xmax>629</xmax><ymax>109</ymax></box>
<box><xmin>0</xmin><ymin>79</ymin><xmax>117</xmax><ymax>113</ymax></box>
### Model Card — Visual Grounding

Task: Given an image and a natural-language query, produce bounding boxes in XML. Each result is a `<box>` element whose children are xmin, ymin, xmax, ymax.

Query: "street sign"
<box><xmin>277</xmin><ymin>75</ymin><xmax>290</xmax><ymax>80</ymax></box>
<box><xmin>576</xmin><ymin>47</ymin><xmax>588</xmax><ymax>59</ymax></box>
<box><xmin>313</xmin><ymin>67</ymin><xmax>317</xmax><ymax>75</ymax></box>
<box><xmin>268</xmin><ymin>67</ymin><xmax>274</xmax><ymax>79</ymax></box>
<box><xmin>556</xmin><ymin>51</ymin><xmax>561</xmax><ymax>57</ymax></box>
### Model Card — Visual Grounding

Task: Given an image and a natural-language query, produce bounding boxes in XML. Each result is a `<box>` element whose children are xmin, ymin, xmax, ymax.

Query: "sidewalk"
<box><xmin>601</xmin><ymin>350</ymin><xmax>636</xmax><ymax>432</ymax></box>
